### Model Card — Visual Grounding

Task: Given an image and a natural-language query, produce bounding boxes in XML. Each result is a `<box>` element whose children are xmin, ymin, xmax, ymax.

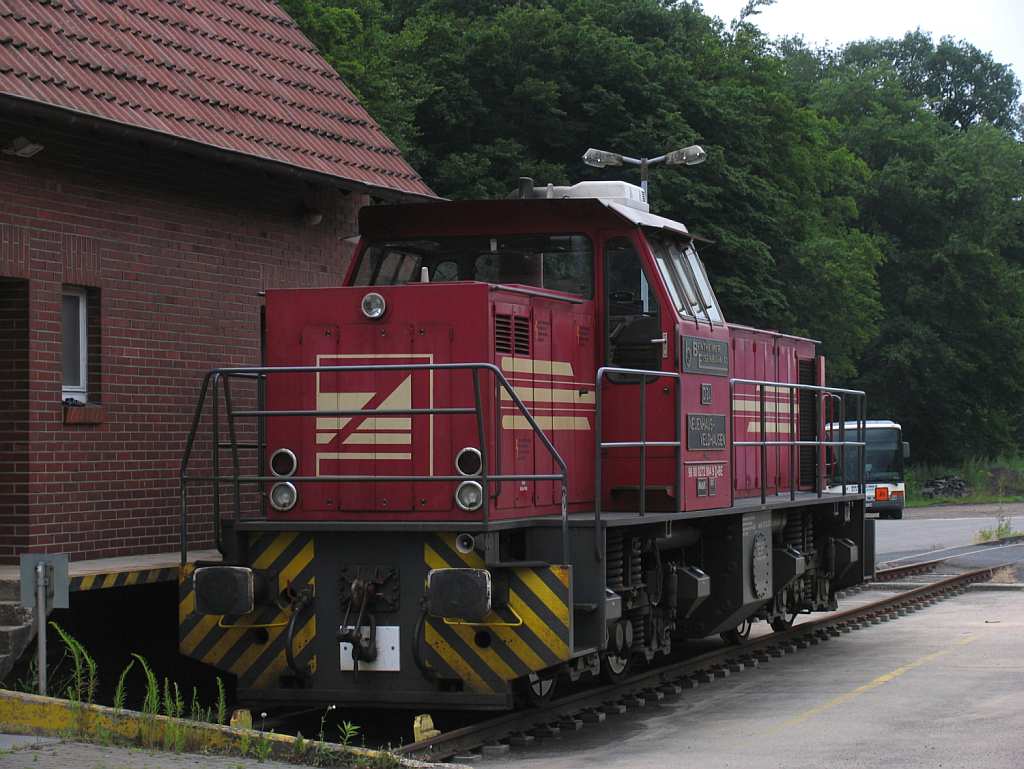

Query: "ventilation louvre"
<box><xmin>798</xmin><ymin>359</ymin><xmax>817</xmax><ymax>487</ymax></box>
<box><xmin>495</xmin><ymin>314</ymin><xmax>513</xmax><ymax>354</ymax></box>
<box><xmin>514</xmin><ymin>316</ymin><xmax>530</xmax><ymax>355</ymax></box>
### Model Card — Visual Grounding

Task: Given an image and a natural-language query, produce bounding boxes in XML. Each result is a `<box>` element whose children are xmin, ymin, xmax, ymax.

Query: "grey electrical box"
<box><xmin>19</xmin><ymin>554</ymin><xmax>70</xmax><ymax>610</ymax></box>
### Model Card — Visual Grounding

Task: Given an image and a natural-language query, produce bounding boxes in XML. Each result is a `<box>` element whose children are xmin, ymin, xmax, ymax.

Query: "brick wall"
<box><xmin>0</xmin><ymin>278</ymin><xmax>29</xmax><ymax>560</ymax></box>
<box><xmin>0</xmin><ymin>116</ymin><xmax>370</xmax><ymax>562</ymax></box>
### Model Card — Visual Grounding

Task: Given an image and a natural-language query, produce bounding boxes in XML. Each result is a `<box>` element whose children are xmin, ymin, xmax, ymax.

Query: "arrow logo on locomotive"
<box><xmin>313</xmin><ymin>354</ymin><xmax>434</xmax><ymax>475</ymax></box>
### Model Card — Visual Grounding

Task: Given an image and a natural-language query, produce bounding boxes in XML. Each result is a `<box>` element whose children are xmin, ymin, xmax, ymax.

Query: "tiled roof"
<box><xmin>0</xmin><ymin>0</ymin><xmax>435</xmax><ymax>198</ymax></box>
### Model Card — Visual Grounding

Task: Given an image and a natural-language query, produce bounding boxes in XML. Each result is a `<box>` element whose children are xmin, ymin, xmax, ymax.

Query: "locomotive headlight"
<box><xmin>455</xmin><ymin>447</ymin><xmax>483</xmax><ymax>476</ymax></box>
<box><xmin>270</xmin><ymin>448</ymin><xmax>297</xmax><ymax>477</ymax></box>
<box><xmin>361</xmin><ymin>292</ymin><xmax>387</xmax><ymax>320</ymax></box>
<box><xmin>270</xmin><ymin>481</ymin><xmax>298</xmax><ymax>512</ymax></box>
<box><xmin>455</xmin><ymin>480</ymin><xmax>484</xmax><ymax>511</ymax></box>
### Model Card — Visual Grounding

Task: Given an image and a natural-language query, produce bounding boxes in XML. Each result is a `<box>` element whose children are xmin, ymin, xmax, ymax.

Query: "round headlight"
<box><xmin>455</xmin><ymin>480</ymin><xmax>484</xmax><ymax>511</ymax></box>
<box><xmin>270</xmin><ymin>481</ymin><xmax>298</xmax><ymax>512</ymax></box>
<box><xmin>270</xmin><ymin>448</ymin><xmax>297</xmax><ymax>477</ymax></box>
<box><xmin>455</xmin><ymin>447</ymin><xmax>483</xmax><ymax>476</ymax></box>
<box><xmin>361</xmin><ymin>292</ymin><xmax>386</xmax><ymax>320</ymax></box>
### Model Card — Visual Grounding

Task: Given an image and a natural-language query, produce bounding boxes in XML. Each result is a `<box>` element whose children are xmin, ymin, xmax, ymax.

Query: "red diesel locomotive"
<box><xmin>178</xmin><ymin>177</ymin><xmax>870</xmax><ymax>709</ymax></box>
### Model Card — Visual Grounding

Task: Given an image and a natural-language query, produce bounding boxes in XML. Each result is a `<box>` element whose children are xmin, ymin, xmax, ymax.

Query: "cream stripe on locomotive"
<box><xmin>178</xmin><ymin>532</ymin><xmax>317</xmax><ymax>689</ymax></box>
<box><xmin>498</xmin><ymin>356</ymin><xmax>594</xmax><ymax>432</ymax></box>
<box><xmin>422</xmin><ymin>533</ymin><xmax>572</xmax><ymax>693</ymax></box>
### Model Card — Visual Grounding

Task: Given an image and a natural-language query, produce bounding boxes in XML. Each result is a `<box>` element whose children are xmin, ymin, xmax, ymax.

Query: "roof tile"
<box><xmin>0</xmin><ymin>0</ymin><xmax>434</xmax><ymax>197</ymax></box>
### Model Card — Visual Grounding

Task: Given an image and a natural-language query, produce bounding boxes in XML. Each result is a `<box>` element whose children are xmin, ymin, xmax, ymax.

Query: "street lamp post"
<box><xmin>582</xmin><ymin>145</ymin><xmax>706</xmax><ymax>197</ymax></box>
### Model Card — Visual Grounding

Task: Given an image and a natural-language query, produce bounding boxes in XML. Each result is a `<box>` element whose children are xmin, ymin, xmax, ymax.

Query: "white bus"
<box><xmin>828</xmin><ymin>420</ymin><xmax>910</xmax><ymax>519</ymax></box>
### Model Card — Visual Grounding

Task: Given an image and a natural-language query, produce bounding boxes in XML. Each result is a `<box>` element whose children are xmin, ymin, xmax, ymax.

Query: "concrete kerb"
<box><xmin>0</xmin><ymin>689</ymin><xmax>465</xmax><ymax>769</ymax></box>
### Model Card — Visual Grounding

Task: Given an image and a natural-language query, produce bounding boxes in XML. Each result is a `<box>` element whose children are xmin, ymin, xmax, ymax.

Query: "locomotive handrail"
<box><xmin>729</xmin><ymin>378</ymin><xmax>866</xmax><ymax>505</ymax></box>
<box><xmin>593</xmin><ymin>366</ymin><xmax>683</xmax><ymax>561</ymax></box>
<box><xmin>180</xmin><ymin>362</ymin><xmax>571</xmax><ymax>566</ymax></box>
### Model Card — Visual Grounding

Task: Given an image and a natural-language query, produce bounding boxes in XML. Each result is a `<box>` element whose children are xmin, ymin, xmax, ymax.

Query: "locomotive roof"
<box><xmin>359</xmin><ymin>197</ymin><xmax>707</xmax><ymax>241</ymax></box>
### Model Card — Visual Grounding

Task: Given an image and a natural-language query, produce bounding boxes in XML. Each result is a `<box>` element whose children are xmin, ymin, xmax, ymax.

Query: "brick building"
<box><xmin>0</xmin><ymin>0</ymin><xmax>434</xmax><ymax>564</ymax></box>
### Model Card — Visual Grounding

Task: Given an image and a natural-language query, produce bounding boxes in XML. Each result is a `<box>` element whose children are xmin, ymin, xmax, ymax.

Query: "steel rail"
<box><xmin>397</xmin><ymin>563</ymin><xmax>1003</xmax><ymax>761</ymax></box>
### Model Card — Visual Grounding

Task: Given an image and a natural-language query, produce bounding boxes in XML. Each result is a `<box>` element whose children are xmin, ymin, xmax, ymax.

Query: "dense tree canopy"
<box><xmin>282</xmin><ymin>0</ymin><xmax>1024</xmax><ymax>462</ymax></box>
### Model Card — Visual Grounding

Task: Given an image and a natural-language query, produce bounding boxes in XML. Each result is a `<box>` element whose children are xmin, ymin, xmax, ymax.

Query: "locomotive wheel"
<box><xmin>599</xmin><ymin>652</ymin><xmax>632</xmax><ymax>683</ymax></box>
<box><xmin>519</xmin><ymin>672</ymin><xmax>557</xmax><ymax>707</ymax></box>
<box><xmin>770</xmin><ymin>613</ymin><xmax>798</xmax><ymax>632</ymax></box>
<box><xmin>720</xmin><ymin>617</ymin><xmax>753</xmax><ymax>645</ymax></box>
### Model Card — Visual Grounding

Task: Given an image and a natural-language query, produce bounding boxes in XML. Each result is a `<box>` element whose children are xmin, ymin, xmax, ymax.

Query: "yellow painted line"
<box><xmin>178</xmin><ymin>590</ymin><xmax>195</xmax><ymax>624</ymax></box>
<box><xmin>517</xmin><ymin>569</ymin><xmax>570</xmax><ymax>628</ymax></box>
<box><xmin>180</xmin><ymin>614</ymin><xmax>220</xmax><ymax>656</ymax></box>
<box><xmin>509</xmin><ymin>588</ymin><xmax>570</xmax><ymax>660</ymax></box>
<box><xmin>80</xmin><ymin>575</ymin><xmax>97</xmax><ymax>590</ymax></box>
<box><xmin>252</xmin><ymin>614</ymin><xmax>317</xmax><ymax>689</ymax></box>
<box><xmin>551</xmin><ymin>565</ymin><xmax>571</xmax><ymax>589</ymax></box>
<box><xmin>769</xmin><ymin>634</ymin><xmax>980</xmax><ymax>734</ymax></box>
<box><xmin>437</xmin><ymin>535</ymin><xmax>486</xmax><ymax>568</ymax></box>
<box><xmin>279</xmin><ymin>542</ymin><xmax>315</xmax><ymax>586</ymax></box>
<box><xmin>102</xmin><ymin>573</ymin><xmax>119</xmax><ymax>589</ymax></box>
<box><xmin>425</xmin><ymin>624</ymin><xmax>493</xmax><ymax>693</ymax></box>
<box><xmin>489</xmin><ymin>624</ymin><xmax>547</xmax><ymax>671</ymax></box>
<box><xmin>252</xmin><ymin>532</ymin><xmax>298</xmax><ymax>571</ymax></box>
<box><xmin>446</xmin><ymin>623</ymin><xmax>519</xmax><ymax>681</ymax></box>
<box><xmin>125</xmin><ymin>571</ymin><xmax>141</xmax><ymax>586</ymax></box>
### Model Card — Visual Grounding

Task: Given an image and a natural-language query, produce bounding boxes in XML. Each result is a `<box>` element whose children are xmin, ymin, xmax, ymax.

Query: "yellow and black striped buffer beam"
<box><xmin>178</xmin><ymin>532</ymin><xmax>317</xmax><ymax>690</ymax></box>
<box><xmin>423</xmin><ymin>533</ymin><xmax>573</xmax><ymax>694</ymax></box>
<box><xmin>71</xmin><ymin>567</ymin><xmax>178</xmax><ymax>591</ymax></box>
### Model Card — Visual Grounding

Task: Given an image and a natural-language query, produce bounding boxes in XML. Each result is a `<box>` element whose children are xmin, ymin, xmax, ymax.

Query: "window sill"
<box><xmin>63</xmin><ymin>403</ymin><xmax>104</xmax><ymax>425</ymax></box>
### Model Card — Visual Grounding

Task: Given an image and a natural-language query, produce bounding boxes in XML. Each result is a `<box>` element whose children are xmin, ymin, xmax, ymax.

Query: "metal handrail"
<box><xmin>180</xmin><ymin>362</ymin><xmax>570</xmax><ymax>565</ymax></box>
<box><xmin>593</xmin><ymin>366</ymin><xmax>683</xmax><ymax>560</ymax></box>
<box><xmin>729</xmin><ymin>378</ymin><xmax>866</xmax><ymax>504</ymax></box>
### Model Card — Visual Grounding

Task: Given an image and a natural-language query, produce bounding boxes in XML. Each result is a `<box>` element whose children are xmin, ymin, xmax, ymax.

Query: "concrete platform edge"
<box><xmin>0</xmin><ymin>689</ymin><xmax>461</xmax><ymax>769</ymax></box>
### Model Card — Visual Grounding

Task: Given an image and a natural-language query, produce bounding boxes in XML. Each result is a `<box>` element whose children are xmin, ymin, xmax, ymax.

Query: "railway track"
<box><xmin>397</xmin><ymin>561</ymin><xmax>1007</xmax><ymax>762</ymax></box>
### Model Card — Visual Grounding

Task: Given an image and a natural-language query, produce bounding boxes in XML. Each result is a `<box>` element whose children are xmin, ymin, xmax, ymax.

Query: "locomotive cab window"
<box><xmin>646</xmin><ymin>231</ymin><xmax>722</xmax><ymax>323</ymax></box>
<box><xmin>353</xmin><ymin>235</ymin><xmax>594</xmax><ymax>298</ymax></box>
<box><xmin>604</xmin><ymin>237</ymin><xmax>662</xmax><ymax>372</ymax></box>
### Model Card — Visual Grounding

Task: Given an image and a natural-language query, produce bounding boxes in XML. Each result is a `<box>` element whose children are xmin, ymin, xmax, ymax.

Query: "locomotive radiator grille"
<box><xmin>178</xmin><ymin>532</ymin><xmax>317</xmax><ymax>689</ymax></box>
<box><xmin>423</xmin><ymin>533</ymin><xmax>572</xmax><ymax>693</ymax></box>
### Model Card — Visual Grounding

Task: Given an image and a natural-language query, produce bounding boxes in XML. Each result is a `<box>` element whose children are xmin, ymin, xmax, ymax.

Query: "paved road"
<box><xmin>491</xmin><ymin>589</ymin><xmax>1024</xmax><ymax>769</ymax></box>
<box><xmin>875</xmin><ymin>516</ymin><xmax>1013</xmax><ymax>562</ymax></box>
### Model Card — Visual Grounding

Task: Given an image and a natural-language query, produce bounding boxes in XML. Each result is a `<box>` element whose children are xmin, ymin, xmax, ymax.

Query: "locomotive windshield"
<box><xmin>353</xmin><ymin>234</ymin><xmax>594</xmax><ymax>297</ymax></box>
<box><xmin>645</xmin><ymin>231</ymin><xmax>723</xmax><ymax>322</ymax></box>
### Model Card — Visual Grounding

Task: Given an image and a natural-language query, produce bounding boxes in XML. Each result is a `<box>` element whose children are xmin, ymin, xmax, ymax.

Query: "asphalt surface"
<box><xmin>490</xmin><ymin>589</ymin><xmax>1024</xmax><ymax>769</ymax></box>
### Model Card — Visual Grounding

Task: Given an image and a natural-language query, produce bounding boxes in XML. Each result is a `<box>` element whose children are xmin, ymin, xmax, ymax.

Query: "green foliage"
<box><xmin>976</xmin><ymin>515</ymin><xmax>1021</xmax><ymax>543</ymax></box>
<box><xmin>113</xmin><ymin>659</ymin><xmax>134</xmax><ymax>712</ymax></box>
<box><xmin>283</xmin><ymin>0</ymin><xmax>1024</xmax><ymax>464</ymax></box>
<box><xmin>215</xmin><ymin>677</ymin><xmax>227</xmax><ymax>725</ymax></box>
<box><xmin>131</xmin><ymin>653</ymin><xmax>160</xmax><ymax>717</ymax></box>
<box><xmin>337</xmin><ymin>720</ymin><xmax>360</xmax><ymax>746</ymax></box>
<box><xmin>49</xmin><ymin>622</ymin><xmax>98</xmax><ymax>705</ymax></box>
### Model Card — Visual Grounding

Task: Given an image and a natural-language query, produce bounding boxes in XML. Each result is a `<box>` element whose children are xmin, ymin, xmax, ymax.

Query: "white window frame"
<box><xmin>62</xmin><ymin>287</ymin><xmax>88</xmax><ymax>404</ymax></box>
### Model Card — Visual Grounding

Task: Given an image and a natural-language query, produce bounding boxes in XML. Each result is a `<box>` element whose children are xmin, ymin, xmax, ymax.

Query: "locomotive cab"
<box><xmin>179</xmin><ymin>178</ymin><xmax>871</xmax><ymax>710</ymax></box>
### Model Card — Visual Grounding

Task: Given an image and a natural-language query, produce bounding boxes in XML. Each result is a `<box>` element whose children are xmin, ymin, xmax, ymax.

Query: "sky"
<box><xmin>698</xmin><ymin>0</ymin><xmax>1024</xmax><ymax>83</ymax></box>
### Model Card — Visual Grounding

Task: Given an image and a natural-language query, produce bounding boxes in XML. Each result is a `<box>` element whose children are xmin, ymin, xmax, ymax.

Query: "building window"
<box><xmin>62</xmin><ymin>287</ymin><xmax>89</xmax><ymax>403</ymax></box>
